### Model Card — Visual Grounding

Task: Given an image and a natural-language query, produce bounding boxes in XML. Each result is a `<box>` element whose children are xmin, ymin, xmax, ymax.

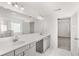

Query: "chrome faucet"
<box><xmin>13</xmin><ymin>35</ymin><xmax>18</xmax><ymax>42</ymax></box>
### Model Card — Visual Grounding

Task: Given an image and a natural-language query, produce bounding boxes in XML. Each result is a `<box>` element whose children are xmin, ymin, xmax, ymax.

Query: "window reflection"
<box><xmin>11</xmin><ymin>22</ymin><xmax>21</xmax><ymax>33</ymax></box>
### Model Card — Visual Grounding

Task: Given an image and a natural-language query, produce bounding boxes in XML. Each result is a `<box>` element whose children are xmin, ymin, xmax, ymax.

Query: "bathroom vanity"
<box><xmin>0</xmin><ymin>33</ymin><xmax>50</xmax><ymax>56</ymax></box>
<box><xmin>36</xmin><ymin>35</ymin><xmax>50</xmax><ymax>53</ymax></box>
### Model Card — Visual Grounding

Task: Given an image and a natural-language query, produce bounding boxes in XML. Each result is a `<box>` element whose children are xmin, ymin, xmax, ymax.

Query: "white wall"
<box><xmin>46</xmin><ymin>14</ymin><xmax>58</xmax><ymax>48</ymax></box>
<box><xmin>77</xmin><ymin>10</ymin><xmax>79</xmax><ymax>38</ymax></box>
<box><xmin>77</xmin><ymin>10</ymin><xmax>79</xmax><ymax>55</ymax></box>
<box><xmin>34</xmin><ymin>13</ymin><xmax>58</xmax><ymax>48</ymax></box>
<box><xmin>71</xmin><ymin>12</ymin><xmax>78</xmax><ymax>55</ymax></box>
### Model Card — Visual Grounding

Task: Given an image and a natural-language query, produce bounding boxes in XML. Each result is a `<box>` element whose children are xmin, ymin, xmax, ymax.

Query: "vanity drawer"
<box><xmin>24</xmin><ymin>45</ymin><xmax>36</xmax><ymax>56</ymax></box>
<box><xmin>26</xmin><ymin>44</ymin><xmax>29</xmax><ymax>50</ymax></box>
<box><xmin>15</xmin><ymin>45</ymin><xmax>26</xmax><ymax>55</ymax></box>
<box><xmin>16</xmin><ymin>52</ymin><xmax>24</xmax><ymax>56</ymax></box>
<box><xmin>29</xmin><ymin>42</ymin><xmax>36</xmax><ymax>48</ymax></box>
<box><xmin>3</xmin><ymin>51</ymin><xmax>14</xmax><ymax>56</ymax></box>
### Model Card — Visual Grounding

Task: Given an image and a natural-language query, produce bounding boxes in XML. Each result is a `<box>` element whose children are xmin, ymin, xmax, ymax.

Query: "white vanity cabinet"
<box><xmin>36</xmin><ymin>35</ymin><xmax>50</xmax><ymax>53</ymax></box>
<box><xmin>1</xmin><ymin>34</ymin><xmax>50</xmax><ymax>56</ymax></box>
<box><xmin>2</xmin><ymin>44</ymin><xmax>30</xmax><ymax>56</ymax></box>
<box><xmin>2</xmin><ymin>51</ymin><xmax>14</xmax><ymax>56</ymax></box>
<box><xmin>15</xmin><ymin>52</ymin><xmax>24</xmax><ymax>56</ymax></box>
<box><xmin>29</xmin><ymin>41</ymin><xmax>36</xmax><ymax>48</ymax></box>
<box><xmin>43</xmin><ymin>36</ymin><xmax>50</xmax><ymax>52</ymax></box>
<box><xmin>14</xmin><ymin>45</ymin><xmax>27</xmax><ymax>56</ymax></box>
<box><xmin>24</xmin><ymin>42</ymin><xmax>36</xmax><ymax>56</ymax></box>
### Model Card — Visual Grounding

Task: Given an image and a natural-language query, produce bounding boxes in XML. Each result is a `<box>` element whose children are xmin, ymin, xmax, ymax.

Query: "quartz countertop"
<box><xmin>0</xmin><ymin>33</ymin><xmax>50</xmax><ymax>56</ymax></box>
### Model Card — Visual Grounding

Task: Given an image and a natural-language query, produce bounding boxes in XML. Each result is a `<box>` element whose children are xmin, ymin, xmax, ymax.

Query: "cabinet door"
<box><xmin>3</xmin><ymin>51</ymin><xmax>14</xmax><ymax>56</ymax></box>
<box><xmin>43</xmin><ymin>37</ymin><xmax>50</xmax><ymax>52</ymax></box>
<box><xmin>36</xmin><ymin>36</ymin><xmax>50</xmax><ymax>53</ymax></box>
<box><xmin>30</xmin><ymin>22</ymin><xmax>34</xmax><ymax>33</ymax></box>
<box><xmin>36</xmin><ymin>39</ymin><xmax>43</xmax><ymax>53</ymax></box>
<box><xmin>15</xmin><ymin>52</ymin><xmax>24</xmax><ymax>56</ymax></box>
<box><xmin>29</xmin><ymin>42</ymin><xmax>36</xmax><ymax>48</ymax></box>
<box><xmin>26</xmin><ymin>44</ymin><xmax>29</xmax><ymax>50</ymax></box>
<box><xmin>15</xmin><ymin>45</ymin><xmax>26</xmax><ymax>55</ymax></box>
<box><xmin>24</xmin><ymin>45</ymin><xmax>36</xmax><ymax>56</ymax></box>
<box><xmin>24</xmin><ymin>42</ymin><xmax>36</xmax><ymax>56</ymax></box>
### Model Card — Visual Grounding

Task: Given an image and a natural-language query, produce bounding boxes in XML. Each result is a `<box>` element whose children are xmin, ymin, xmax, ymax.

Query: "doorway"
<box><xmin>58</xmin><ymin>17</ymin><xmax>71</xmax><ymax>51</ymax></box>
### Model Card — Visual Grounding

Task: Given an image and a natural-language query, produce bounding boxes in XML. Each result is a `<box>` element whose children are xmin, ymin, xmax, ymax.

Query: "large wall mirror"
<box><xmin>0</xmin><ymin>6</ymin><xmax>31</xmax><ymax>38</ymax></box>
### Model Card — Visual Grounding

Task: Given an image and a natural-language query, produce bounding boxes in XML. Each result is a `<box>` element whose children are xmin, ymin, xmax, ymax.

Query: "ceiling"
<box><xmin>19</xmin><ymin>2</ymin><xmax>79</xmax><ymax>18</ymax></box>
<box><xmin>0</xmin><ymin>2</ymin><xmax>79</xmax><ymax>19</ymax></box>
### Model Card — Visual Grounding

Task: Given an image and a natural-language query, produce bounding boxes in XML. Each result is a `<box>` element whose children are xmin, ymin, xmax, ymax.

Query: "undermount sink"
<box><xmin>40</xmin><ymin>33</ymin><xmax>47</xmax><ymax>36</ymax></box>
<box><xmin>13</xmin><ymin>41</ymin><xmax>25</xmax><ymax>46</ymax></box>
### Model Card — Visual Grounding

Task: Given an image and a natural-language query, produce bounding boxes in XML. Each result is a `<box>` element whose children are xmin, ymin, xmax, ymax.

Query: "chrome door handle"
<box><xmin>74</xmin><ymin>38</ymin><xmax>79</xmax><ymax>40</ymax></box>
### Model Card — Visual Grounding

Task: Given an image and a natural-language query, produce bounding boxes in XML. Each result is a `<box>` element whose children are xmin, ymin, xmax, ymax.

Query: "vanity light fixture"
<box><xmin>7</xmin><ymin>2</ymin><xmax>24</xmax><ymax>10</ymax></box>
<box><xmin>37</xmin><ymin>16</ymin><xmax>44</xmax><ymax>20</ymax></box>
<box><xmin>7</xmin><ymin>2</ymin><xmax>11</xmax><ymax>5</ymax></box>
<box><xmin>14</xmin><ymin>4</ymin><xmax>18</xmax><ymax>8</ymax></box>
<box><xmin>20</xmin><ymin>6</ymin><xmax>24</xmax><ymax>10</ymax></box>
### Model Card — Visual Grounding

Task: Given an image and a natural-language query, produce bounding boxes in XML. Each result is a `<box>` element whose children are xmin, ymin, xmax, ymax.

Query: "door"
<box><xmin>58</xmin><ymin>18</ymin><xmax>70</xmax><ymax>37</ymax></box>
<box><xmin>30</xmin><ymin>22</ymin><xmax>34</xmax><ymax>33</ymax></box>
<box><xmin>58</xmin><ymin>18</ymin><xmax>71</xmax><ymax>51</ymax></box>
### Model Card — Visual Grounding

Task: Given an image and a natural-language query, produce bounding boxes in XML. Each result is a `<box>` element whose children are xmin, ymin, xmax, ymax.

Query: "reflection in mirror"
<box><xmin>0</xmin><ymin>6</ymin><xmax>31</xmax><ymax>38</ymax></box>
<box><xmin>10</xmin><ymin>22</ymin><xmax>21</xmax><ymax>34</ymax></box>
<box><xmin>0</xmin><ymin>20</ymin><xmax>14</xmax><ymax>38</ymax></box>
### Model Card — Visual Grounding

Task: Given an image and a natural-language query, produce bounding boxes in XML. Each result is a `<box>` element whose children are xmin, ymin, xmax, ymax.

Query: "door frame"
<box><xmin>57</xmin><ymin>17</ymin><xmax>71</xmax><ymax>51</ymax></box>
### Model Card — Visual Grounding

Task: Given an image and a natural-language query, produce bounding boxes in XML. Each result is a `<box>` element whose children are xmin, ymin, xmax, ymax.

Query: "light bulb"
<box><xmin>21</xmin><ymin>7</ymin><xmax>24</xmax><ymax>10</ymax></box>
<box><xmin>37</xmin><ymin>16</ymin><xmax>44</xmax><ymax>20</ymax></box>
<box><xmin>15</xmin><ymin>4</ymin><xmax>18</xmax><ymax>8</ymax></box>
<box><xmin>7</xmin><ymin>2</ymin><xmax>11</xmax><ymax>5</ymax></box>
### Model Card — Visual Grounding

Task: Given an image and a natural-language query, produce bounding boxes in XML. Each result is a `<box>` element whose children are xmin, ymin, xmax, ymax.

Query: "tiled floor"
<box><xmin>24</xmin><ymin>37</ymin><xmax>71</xmax><ymax>56</ymax></box>
<box><xmin>35</xmin><ymin>48</ymin><xmax>71</xmax><ymax>56</ymax></box>
<box><xmin>58</xmin><ymin>37</ymin><xmax>71</xmax><ymax>51</ymax></box>
<box><xmin>25</xmin><ymin>47</ymin><xmax>71</xmax><ymax>56</ymax></box>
